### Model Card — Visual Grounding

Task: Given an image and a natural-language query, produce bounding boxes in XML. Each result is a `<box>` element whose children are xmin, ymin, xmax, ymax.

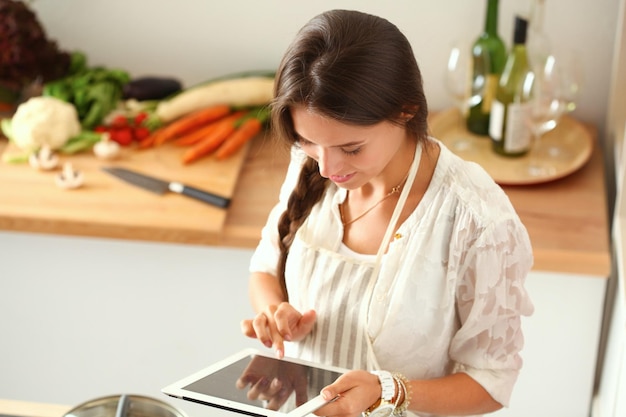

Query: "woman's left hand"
<box><xmin>314</xmin><ymin>370</ymin><xmax>382</xmax><ymax>417</ymax></box>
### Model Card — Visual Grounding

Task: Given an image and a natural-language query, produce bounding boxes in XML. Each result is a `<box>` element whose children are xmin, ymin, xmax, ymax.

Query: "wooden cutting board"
<box><xmin>0</xmin><ymin>137</ymin><xmax>251</xmax><ymax>237</ymax></box>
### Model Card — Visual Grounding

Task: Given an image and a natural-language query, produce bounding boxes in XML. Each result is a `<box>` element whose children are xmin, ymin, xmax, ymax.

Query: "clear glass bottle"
<box><xmin>466</xmin><ymin>0</ymin><xmax>507</xmax><ymax>136</ymax></box>
<box><xmin>489</xmin><ymin>16</ymin><xmax>532</xmax><ymax>157</ymax></box>
<box><xmin>527</xmin><ymin>0</ymin><xmax>552</xmax><ymax>71</ymax></box>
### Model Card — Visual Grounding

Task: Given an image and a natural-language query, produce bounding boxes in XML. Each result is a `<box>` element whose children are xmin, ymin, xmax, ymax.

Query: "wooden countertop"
<box><xmin>0</xmin><ymin>114</ymin><xmax>611</xmax><ymax>277</ymax></box>
<box><xmin>0</xmin><ymin>399</ymin><xmax>71</xmax><ymax>417</ymax></box>
<box><xmin>502</xmin><ymin>141</ymin><xmax>610</xmax><ymax>277</ymax></box>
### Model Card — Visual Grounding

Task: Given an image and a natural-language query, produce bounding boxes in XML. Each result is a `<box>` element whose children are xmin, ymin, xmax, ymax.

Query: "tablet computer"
<box><xmin>162</xmin><ymin>348</ymin><xmax>347</xmax><ymax>417</ymax></box>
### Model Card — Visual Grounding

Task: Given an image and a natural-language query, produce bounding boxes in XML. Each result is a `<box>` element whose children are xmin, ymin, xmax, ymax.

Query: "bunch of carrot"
<box><xmin>138</xmin><ymin>103</ymin><xmax>269</xmax><ymax>164</ymax></box>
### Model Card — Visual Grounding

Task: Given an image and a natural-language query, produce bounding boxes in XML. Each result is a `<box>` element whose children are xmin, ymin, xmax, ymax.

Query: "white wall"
<box><xmin>30</xmin><ymin>0</ymin><xmax>619</xmax><ymax>140</ymax></box>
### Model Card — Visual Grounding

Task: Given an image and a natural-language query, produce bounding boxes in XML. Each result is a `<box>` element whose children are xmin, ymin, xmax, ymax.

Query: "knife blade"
<box><xmin>102</xmin><ymin>167</ymin><xmax>230</xmax><ymax>209</ymax></box>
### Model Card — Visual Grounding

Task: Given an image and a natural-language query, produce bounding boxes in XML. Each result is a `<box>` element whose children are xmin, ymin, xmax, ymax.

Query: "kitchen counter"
<box><xmin>500</xmin><ymin>141</ymin><xmax>610</xmax><ymax>277</ymax></box>
<box><xmin>0</xmin><ymin>132</ymin><xmax>287</xmax><ymax>248</ymax></box>
<box><xmin>0</xmin><ymin>114</ymin><xmax>611</xmax><ymax>277</ymax></box>
<box><xmin>0</xmin><ymin>399</ymin><xmax>71</xmax><ymax>417</ymax></box>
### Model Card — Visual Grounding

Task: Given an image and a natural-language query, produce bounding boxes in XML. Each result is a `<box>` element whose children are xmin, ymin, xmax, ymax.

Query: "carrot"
<box><xmin>137</xmin><ymin>134</ymin><xmax>157</xmax><ymax>149</ymax></box>
<box><xmin>214</xmin><ymin>107</ymin><xmax>269</xmax><ymax>159</ymax></box>
<box><xmin>172</xmin><ymin>118</ymin><xmax>222</xmax><ymax>146</ymax></box>
<box><xmin>181</xmin><ymin>111</ymin><xmax>248</xmax><ymax>164</ymax></box>
<box><xmin>152</xmin><ymin>104</ymin><xmax>232</xmax><ymax>146</ymax></box>
<box><xmin>214</xmin><ymin>117</ymin><xmax>263</xmax><ymax>160</ymax></box>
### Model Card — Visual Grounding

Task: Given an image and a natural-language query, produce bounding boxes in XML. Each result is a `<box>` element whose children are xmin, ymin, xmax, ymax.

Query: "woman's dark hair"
<box><xmin>271</xmin><ymin>9</ymin><xmax>429</xmax><ymax>298</ymax></box>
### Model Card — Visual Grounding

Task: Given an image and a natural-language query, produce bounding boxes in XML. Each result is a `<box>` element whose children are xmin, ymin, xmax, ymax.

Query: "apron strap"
<box><xmin>360</xmin><ymin>141</ymin><xmax>423</xmax><ymax>370</ymax></box>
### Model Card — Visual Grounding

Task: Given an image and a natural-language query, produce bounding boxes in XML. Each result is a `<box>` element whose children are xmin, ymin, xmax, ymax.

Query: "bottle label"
<box><xmin>489</xmin><ymin>100</ymin><xmax>505</xmax><ymax>141</ymax></box>
<box><xmin>481</xmin><ymin>74</ymin><xmax>499</xmax><ymax>113</ymax></box>
<box><xmin>503</xmin><ymin>102</ymin><xmax>531</xmax><ymax>153</ymax></box>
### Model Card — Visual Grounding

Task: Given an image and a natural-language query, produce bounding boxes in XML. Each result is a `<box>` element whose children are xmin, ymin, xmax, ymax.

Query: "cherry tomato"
<box><xmin>111</xmin><ymin>115</ymin><xmax>129</xmax><ymax>129</ymax></box>
<box><xmin>134</xmin><ymin>112</ymin><xmax>149</xmax><ymax>125</ymax></box>
<box><xmin>133</xmin><ymin>127</ymin><xmax>151</xmax><ymax>141</ymax></box>
<box><xmin>110</xmin><ymin>128</ymin><xmax>134</xmax><ymax>146</ymax></box>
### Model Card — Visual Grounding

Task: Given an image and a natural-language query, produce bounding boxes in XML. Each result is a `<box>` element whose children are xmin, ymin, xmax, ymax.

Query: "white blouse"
<box><xmin>249</xmin><ymin>139</ymin><xmax>534</xmax><ymax>413</ymax></box>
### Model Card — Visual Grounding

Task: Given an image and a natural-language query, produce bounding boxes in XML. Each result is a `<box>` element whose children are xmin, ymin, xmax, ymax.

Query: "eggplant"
<box><xmin>122</xmin><ymin>77</ymin><xmax>182</xmax><ymax>101</ymax></box>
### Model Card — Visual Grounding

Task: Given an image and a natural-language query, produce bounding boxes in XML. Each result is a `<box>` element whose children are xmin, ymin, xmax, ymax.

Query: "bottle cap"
<box><xmin>513</xmin><ymin>16</ymin><xmax>528</xmax><ymax>44</ymax></box>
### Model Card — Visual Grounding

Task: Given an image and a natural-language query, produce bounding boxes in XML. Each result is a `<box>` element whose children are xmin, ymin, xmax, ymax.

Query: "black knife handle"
<box><xmin>175</xmin><ymin>184</ymin><xmax>231</xmax><ymax>208</ymax></box>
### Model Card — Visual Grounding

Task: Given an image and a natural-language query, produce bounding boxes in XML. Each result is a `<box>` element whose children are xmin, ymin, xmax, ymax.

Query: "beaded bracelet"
<box><xmin>391</xmin><ymin>373</ymin><xmax>412</xmax><ymax>416</ymax></box>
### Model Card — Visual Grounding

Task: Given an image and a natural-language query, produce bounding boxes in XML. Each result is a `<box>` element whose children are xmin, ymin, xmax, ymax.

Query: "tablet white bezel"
<box><xmin>162</xmin><ymin>348</ymin><xmax>347</xmax><ymax>417</ymax></box>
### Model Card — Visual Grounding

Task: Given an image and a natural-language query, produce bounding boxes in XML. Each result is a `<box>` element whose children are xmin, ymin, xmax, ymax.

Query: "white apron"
<box><xmin>283</xmin><ymin>143</ymin><xmax>423</xmax><ymax>372</ymax></box>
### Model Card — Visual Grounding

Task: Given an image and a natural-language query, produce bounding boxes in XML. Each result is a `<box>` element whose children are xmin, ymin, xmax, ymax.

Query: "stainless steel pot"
<box><xmin>64</xmin><ymin>395</ymin><xmax>187</xmax><ymax>417</ymax></box>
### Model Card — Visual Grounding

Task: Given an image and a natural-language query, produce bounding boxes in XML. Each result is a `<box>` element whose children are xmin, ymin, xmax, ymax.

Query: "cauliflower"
<box><xmin>8</xmin><ymin>96</ymin><xmax>81</xmax><ymax>152</ymax></box>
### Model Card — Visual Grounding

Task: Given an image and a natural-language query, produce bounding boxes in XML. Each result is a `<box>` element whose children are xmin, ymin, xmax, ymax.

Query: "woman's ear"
<box><xmin>399</xmin><ymin>112</ymin><xmax>415</xmax><ymax>122</ymax></box>
<box><xmin>399</xmin><ymin>105</ymin><xmax>419</xmax><ymax>122</ymax></box>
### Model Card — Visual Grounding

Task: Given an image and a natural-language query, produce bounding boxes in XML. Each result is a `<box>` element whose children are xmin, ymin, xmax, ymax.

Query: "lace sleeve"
<box><xmin>450</xmin><ymin>215</ymin><xmax>535</xmax><ymax>407</ymax></box>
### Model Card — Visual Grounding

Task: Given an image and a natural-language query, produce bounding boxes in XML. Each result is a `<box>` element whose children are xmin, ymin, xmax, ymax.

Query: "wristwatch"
<box><xmin>362</xmin><ymin>370</ymin><xmax>397</xmax><ymax>417</ymax></box>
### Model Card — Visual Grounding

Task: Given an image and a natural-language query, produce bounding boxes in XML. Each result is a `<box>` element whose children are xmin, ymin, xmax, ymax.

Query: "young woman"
<box><xmin>241</xmin><ymin>9</ymin><xmax>534</xmax><ymax>417</ymax></box>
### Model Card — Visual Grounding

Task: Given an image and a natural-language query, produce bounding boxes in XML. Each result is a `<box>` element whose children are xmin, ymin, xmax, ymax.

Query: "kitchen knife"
<box><xmin>102</xmin><ymin>166</ymin><xmax>230</xmax><ymax>209</ymax></box>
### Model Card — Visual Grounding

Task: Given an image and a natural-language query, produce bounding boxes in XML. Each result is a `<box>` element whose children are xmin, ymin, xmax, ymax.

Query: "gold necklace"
<box><xmin>340</xmin><ymin>170</ymin><xmax>411</xmax><ymax>227</ymax></box>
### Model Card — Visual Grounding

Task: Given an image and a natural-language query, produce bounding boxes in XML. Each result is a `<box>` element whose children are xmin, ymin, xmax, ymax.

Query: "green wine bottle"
<box><xmin>489</xmin><ymin>16</ymin><xmax>532</xmax><ymax>157</ymax></box>
<box><xmin>466</xmin><ymin>0</ymin><xmax>507</xmax><ymax>136</ymax></box>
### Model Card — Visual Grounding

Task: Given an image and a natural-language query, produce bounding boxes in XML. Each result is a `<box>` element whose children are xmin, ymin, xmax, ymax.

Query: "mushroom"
<box><xmin>55</xmin><ymin>162</ymin><xmax>84</xmax><ymax>189</ymax></box>
<box><xmin>28</xmin><ymin>144</ymin><xmax>59</xmax><ymax>170</ymax></box>
<box><xmin>93</xmin><ymin>132</ymin><xmax>121</xmax><ymax>160</ymax></box>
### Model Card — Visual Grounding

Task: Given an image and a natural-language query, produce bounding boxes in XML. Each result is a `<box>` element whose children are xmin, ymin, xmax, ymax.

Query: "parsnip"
<box><xmin>156</xmin><ymin>76</ymin><xmax>274</xmax><ymax>123</ymax></box>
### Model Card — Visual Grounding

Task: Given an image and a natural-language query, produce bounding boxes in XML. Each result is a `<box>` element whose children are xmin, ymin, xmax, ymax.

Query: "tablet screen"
<box><xmin>163</xmin><ymin>350</ymin><xmax>345</xmax><ymax>417</ymax></box>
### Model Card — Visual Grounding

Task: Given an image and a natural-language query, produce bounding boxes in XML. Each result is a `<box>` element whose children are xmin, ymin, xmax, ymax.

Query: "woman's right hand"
<box><xmin>241</xmin><ymin>302</ymin><xmax>316</xmax><ymax>358</ymax></box>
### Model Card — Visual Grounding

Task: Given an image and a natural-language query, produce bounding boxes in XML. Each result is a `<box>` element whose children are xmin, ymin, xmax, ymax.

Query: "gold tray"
<box><xmin>429</xmin><ymin>108</ymin><xmax>594</xmax><ymax>185</ymax></box>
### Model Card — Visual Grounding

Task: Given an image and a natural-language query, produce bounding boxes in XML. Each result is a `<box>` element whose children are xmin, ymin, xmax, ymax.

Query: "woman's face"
<box><xmin>290</xmin><ymin>106</ymin><xmax>409</xmax><ymax>190</ymax></box>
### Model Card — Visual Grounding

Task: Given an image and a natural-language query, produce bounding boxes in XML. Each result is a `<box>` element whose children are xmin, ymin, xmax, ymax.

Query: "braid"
<box><xmin>276</xmin><ymin>157</ymin><xmax>329</xmax><ymax>299</ymax></box>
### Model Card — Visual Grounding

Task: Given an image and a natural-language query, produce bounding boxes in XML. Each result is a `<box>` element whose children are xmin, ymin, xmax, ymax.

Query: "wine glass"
<box><xmin>554</xmin><ymin>50</ymin><xmax>583</xmax><ymax>114</ymax></box>
<box><xmin>521</xmin><ymin>55</ymin><xmax>566</xmax><ymax>177</ymax></box>
<box><xmin>444</xmin><ymin>41</ymin><xmax>490</xmax><ymax>152</ymax></box>
<box><xmin>530</xmin><ymin>51</ymin><xmax>583</xmax><ymax>162</ymax></box>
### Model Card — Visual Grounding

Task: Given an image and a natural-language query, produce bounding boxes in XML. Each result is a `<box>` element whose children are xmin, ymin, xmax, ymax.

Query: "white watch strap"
<box><xmin>371</xmin><ymin>370</ymin><xmax>396</xmax><ymax>401</ymax></box>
